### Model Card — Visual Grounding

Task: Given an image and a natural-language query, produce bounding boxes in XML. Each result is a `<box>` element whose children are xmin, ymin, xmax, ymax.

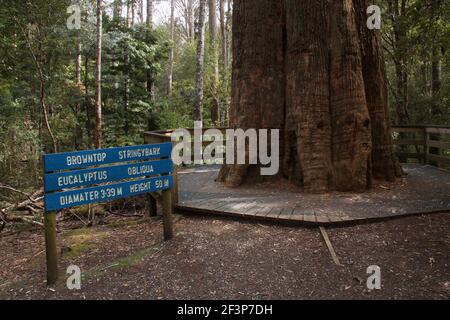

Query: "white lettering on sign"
<box><xmin>118</xmin><ymin>147</ymin><xmax>161</xmax><ymax>160</ymax></box>
<box><xmin>66</xmin><ymin>153</ymin><xmax>107</xmax><ymax>167</ymax></box>
<box><xmin>58</xmin><ymin>187</ymin><xmax>123</xmax><ymax>206</ymax></box>
<box><xmin>57</xmin><ymin>171</ymin><xmax>108</xmax><ymax>187</ymax></box>
<box><xmin>130</xmin><ymin>182</ymin><xmax>152</xmax><ymax>193</ymax></box>
<box><xmin>59</xmin><ymin>190</ymin><xmax>100</xmax><ymax>206</ymax></box>
<box><xmin>127</xmin><ymin>165</ymin><xmax>154</xmax><ymax>176</ymax></box>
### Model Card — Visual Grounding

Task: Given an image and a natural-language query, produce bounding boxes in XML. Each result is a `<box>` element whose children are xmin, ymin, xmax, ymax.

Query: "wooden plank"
<box><xmin>428</xmin><ymin>140</ymin><xmax>450</xmax><ymax>150</ymax></box>
<box><xmin>183</xmin><ymin>196</ymin><xmax>214</xmax><ymax>208</ymax></box>
<box><xmin>251</xmin><ymin>205</ymin><xmax>270</xmax><ymax>216</ymax></box>
<box><xmin>426</xmin><ymin>127</ymin><xmax>450</xmax><ymax>135</ymax></box>
<box><xmin>244</xmin><ymin>205</ymin><xmax>264</xmax><ymax>216</ymax></box>
<box><xmin>291</xmin><ymin>208</ymin><xmax>305</xmax><ymax>221</ymax></box>
<box><xmin>395</xmin><ymin>152</ymin><xmax>424</xmax><ymax>159</ymax></box>
<box><xmin>265</xmin><ymin>207</ymin><xmax>283</xmax><ymax>219</ymax></box>
<box><xmin>391</xmin><ymin>127</ymin><xmax>423</xmax><ymax>133</ymax></box>
<box><xmin>315</xmin><ymin>212</ymin><xmax>330</xmax><ymax>223</ymax></box>
<box><xmin>199</xmin><ymin>200</ymin><xmax>231</xmax><ymax>211</ymax></box>
<box><xmin>427</xmin><ymin>154</ymin><xmax>450</xmax><ymax>166</ymax></box>
<box><xmin>241</xmin><ymin>202</ymin><xmax>260</xmax><ymax>214</ymax></box>
<box><xmin>393</xmin><ymin>139</ymin><xmax>424</xmax><ymax>146</ymax></box>
<box><xmin>255</xmin><ymin>206</ymin><xmax>273</xmax><ymax>217</ymax></box>
<box><xmin>217</xmin><ymin>200</ymin><xmax>249</xmax><ymax>214</ymax></box>
<box><xmin>303</xmin><ymin>214</ymin><xmax>316</xmax><ymax>222</ymax></box>
<box><xmin>278</xmin><ymin>208</ymin><xmax>294</xmax><ymax>220</ymax></box>
<box><xmin>319</xmin><ymin>226</ymin><xmax>343</xmax><ymax>267</ymax></box>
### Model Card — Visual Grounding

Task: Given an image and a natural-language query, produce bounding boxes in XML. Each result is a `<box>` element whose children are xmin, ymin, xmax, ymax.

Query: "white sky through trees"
<box><xmin>103</xmin><ymin>0</ymin><xmax>172</xmax><ymax>25</ymax></box>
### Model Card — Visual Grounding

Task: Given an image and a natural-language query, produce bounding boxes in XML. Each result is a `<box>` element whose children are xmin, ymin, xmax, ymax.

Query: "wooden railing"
<box><xmin>145</xmin><ymin>125</ymin><xmax>450</xmax><ymax>207</ymax></box>
<box><xmin>391</xmin><ymin>125</ymin><xmax>450</xmax><ymax>168</ymax></box>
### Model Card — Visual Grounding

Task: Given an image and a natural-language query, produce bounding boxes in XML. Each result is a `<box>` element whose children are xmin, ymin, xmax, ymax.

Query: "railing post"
<box><xmin>44</xmin><ymin>212</ymin><xmax>58</xmax><ymax>285</ymax></box>
<box><xmin>172</xmin><ymin>165</ymin><xmax>178</xmax><ymax>205</ymax></box>
<box><xmin>161</xmin><ymin>189</ymin><xmax>174</xmax><ymax>241</ymax></box>
<box><xmin>144</xmin><ymin>133</ymin><xmax>161</xmax><ymax>217</ymax></box>
<box><xmin>423</xmin><ymin>127</ymin><xmax>428</xmax><ymax>165</ymax></box>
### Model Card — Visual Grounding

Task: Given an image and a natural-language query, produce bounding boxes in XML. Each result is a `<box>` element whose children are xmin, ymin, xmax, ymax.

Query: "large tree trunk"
<box><xmin>217</xmin><ymin>0</ymin><xmax>285</xmax><ymax>186</ymax></box>
<box><xmin>218</xmin><ymin>0</ymin><xmax>402</xmax><ymax>193</ymax></box>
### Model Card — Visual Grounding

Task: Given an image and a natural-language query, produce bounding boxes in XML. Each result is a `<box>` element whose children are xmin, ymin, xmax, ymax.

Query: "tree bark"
<box><xmin>219</xmin><ymin>0</ymin><xmax>402</xmax><ymax>193</ymax></box>
<box><xmin>218</xmin><ymin>0</ymin><xmax>285</xmax><ymax>186</ymax></box>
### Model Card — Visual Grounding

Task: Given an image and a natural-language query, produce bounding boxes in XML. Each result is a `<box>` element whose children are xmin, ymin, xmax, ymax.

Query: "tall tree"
<box><xmin>218</xmin><ymin>0</ymin><xmax>402</xmax><ymax>193</ymax></box>
<box><xmin>113</xmin><ymin>0</ymin><xmax>122</xmax><ymax>20</ymax></box>
<box><xmin>167</xmin><ymin>0</ymin><xmax>175</xmax><ymax>94</ymax></box>
<box><xmin>208</xmin><ymin>0</ymin><xmax>219</xmax><ymax>123</ymax></box>
<box><xmin>146</xmin><ymin>0</ymin><xmax>155</xmax><ymax>101</ymax></box>
<box><xmin>146</xmin><ymin>0</ymin><xmax>154</xmax><ymax>27</ymax></box>
<box><xmin>194</xmin><ymin>0</ymin><xmax>206</xmax><ymax>122</ymax></box>
<box><xmin>219</xmin><ymin>0</ymin><xmax>227</xmax><ymax>72</ymax></box>
<box><xmin>176</xmin><ymin>0</ymin><xmax>197</xmax><ymax>41</ymax></box>
<box><xmin>94</xmin><ymin>0</ymin><xmax>103</xmax><ymax>148</ymax></box>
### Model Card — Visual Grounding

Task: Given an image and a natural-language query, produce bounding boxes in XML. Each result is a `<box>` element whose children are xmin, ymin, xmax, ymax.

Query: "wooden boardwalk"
<box><xmin>176</xmin><ymin>164</ymin><xmax>450</xmax><ymax>224</ymax></box>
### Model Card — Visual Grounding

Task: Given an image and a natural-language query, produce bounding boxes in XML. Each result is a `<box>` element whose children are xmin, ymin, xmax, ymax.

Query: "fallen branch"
<box><xmin>0</xmin><ymin>185</ymin><xmax>43</xmax><ymax>203</ymax></box>
<box><xmin>6</xmin><ymin>215</ymin><xmax>44</xmax><ymax>227</ymax></box>
<box><xmin>319</xmin><ymin>226</ymin><xmax>343</xmax><ymax>267</ymax></box>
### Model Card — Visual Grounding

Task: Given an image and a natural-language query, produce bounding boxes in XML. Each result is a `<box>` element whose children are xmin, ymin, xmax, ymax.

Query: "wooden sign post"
<box><xmin>43</xmin><ymin>143</ymin><xmax>175</xmax><ymax>285</ymax></box>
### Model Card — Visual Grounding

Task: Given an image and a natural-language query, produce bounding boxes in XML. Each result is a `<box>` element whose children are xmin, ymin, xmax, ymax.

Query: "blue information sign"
<box><xmin>43</xmin><ymin>143</ymin><xmax>172</xmax><ymax>172</ymax></box>
<box><xmin>45</xmin><ymin>176</ymin><xmax>173</xmax><ymax>211</ymax></box>
<box><xmin>44</xmin><ymin>159</ymin><xmax>173</xmax><ymax>192</ymax></box>
<box><xmin>43</xmin><ymin>143</ymin><xmax>174</xmax><ymax>212</ymax></box>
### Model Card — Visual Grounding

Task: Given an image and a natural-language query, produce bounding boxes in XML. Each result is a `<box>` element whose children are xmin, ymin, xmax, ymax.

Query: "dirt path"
<box><xmin>1</xmin><ymin>212</ymin><xmax>449</xmax><ymax>300</ymax></box>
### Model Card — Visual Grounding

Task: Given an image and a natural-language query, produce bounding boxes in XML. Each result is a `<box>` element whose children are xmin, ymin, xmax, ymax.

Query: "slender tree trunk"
<box><xmin>219</xmin><ymin>0</ymin><xmax>227</xmax><ymax>72</ymax></box>
<box><xmin>388</xmin><ymin>0</ymin><xmax>409</xmax><ymax>125</ymax></box>
<box><xmin>146</xmin><ymin>0</ymin><xmax>155</xmax><ymax>101</ymax></box>
<box><xmin>40</xmin><ymin>81</ymin><xmax>58</xmax><ymax>153</ymax></box>
<box><xmin>209</xmin><ymin>0</ymin><xmax>220</xmax><ymax>123</ymax></box>
<box><xmin>139</xmin><ymin>0</ymin><xmax>144</xmax><ymax>23</ymax></box>
<box><xmin>147</xmin><ymin>0</ymin><xmax>154</xmax><ymax>27</ymax></box>
<box><xmin>167</xmin><ymin>0</ymin><xmax>175</xmax><ymax>95</ymax></box>
<box><xmin>113</xmin><ymin>0</ymin><xmax>122</xmax><ymax>20</ymax></box>
<box><xmin>431</xmin><ymin>48</ymin><xmax>442</xmax><ymax>95</ymax></box>
<box><xmin>194</xmin><ymin>0</ymin><xmax>207</xmax><ymax>122</ymax></box>
<box><xmin>94</xmin><ymin>0</ymin><xmax>103</xmax><ymax>149</ymax></box>
<box><xmin>75</xmin><ymin>33</ymin><xmax>81</xmax><ymax>84</ymax></box>
<box><xmin>84</xmin><ymin>56</ymin><xmax>92</xmax><ymax>146</ymax></box>
<box><xmin>226</xmin><ymin>0</ymin><xmax>232</xmax><ymax>73</ymax></box>
<box><xmin>127</xmin><ymin>0</ymin><xmax>132</xmax><ymax>27</ymax></box>
<box><xmin>74</xmin><ymin>28</ymin><xmax>83</xmax><ymax>149</ymax></box>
